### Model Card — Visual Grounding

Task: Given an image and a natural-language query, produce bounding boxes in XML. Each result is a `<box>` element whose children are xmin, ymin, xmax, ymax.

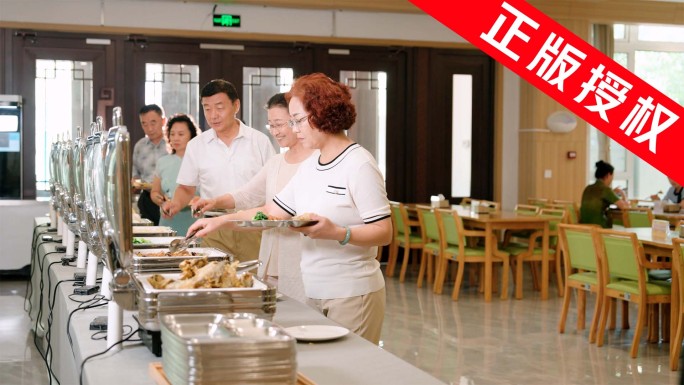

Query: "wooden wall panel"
<box><xmin>517</xmin><ymin>18</ymin><xmax>590</xmax><ymax>205</ymax></box>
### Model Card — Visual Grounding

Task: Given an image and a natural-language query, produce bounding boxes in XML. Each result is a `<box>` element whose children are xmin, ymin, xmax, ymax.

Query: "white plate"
<box><xmin>284</xmin><ymin>325</ymin><xmax>349</xmax><ymax>342</ymax></box>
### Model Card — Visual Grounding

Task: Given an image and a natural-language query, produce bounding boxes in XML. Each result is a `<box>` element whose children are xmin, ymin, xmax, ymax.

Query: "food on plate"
<box><xmin>253</xmin><ymin>211</ymin><xmax>269</xmax><ymax>220</ymax></box>
<box><xmin>147</xmin><ymin>259</ymin><xmax>253</xmax><ymax>289</ymax></box>
<box><xmin>135</xmin><ymin>250</ymin><xmax>203</xmax><ymax>257</ymax></box>
<box><xmin>292</xmin><ymin>213</ymin><xmax>313</xmax><ymax>221</ymax></box>
<box><xmin>133</xmin><ymin>237</ymin><xmax>151</xmax><ymax>244</ymax></box>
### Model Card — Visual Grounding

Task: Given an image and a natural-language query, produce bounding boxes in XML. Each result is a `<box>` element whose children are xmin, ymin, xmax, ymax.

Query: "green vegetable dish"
<box><xmin>133</xmin><ymin>237</ymin><xmax>151</xmax><ymax>244</ymax></box>
<box><xmin>253</xmin><ymin>211</ymin><xmax>269</xmax><ymax>221</ymax></box>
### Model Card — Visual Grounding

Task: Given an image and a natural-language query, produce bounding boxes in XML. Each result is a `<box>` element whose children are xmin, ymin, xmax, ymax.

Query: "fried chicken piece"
<box><xmin>179</xmin><ymin>256</ymin><xmax>209</xmax><ymax>279</ymax></box>
<box><xmin>147</xmin><ymin>274</ymin><xmax>175</xmax><ymax>289</ymax></box>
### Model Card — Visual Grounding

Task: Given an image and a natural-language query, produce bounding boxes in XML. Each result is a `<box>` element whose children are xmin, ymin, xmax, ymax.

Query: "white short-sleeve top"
<box><xmin>274</xmin><ymin>143</ymin><xmax>390</xmax><ymax>299</ymax></box>
<box><xmin>176</xmin><ymin>121</ymin><xmax>275</xmax><ymax>198</ymax></box>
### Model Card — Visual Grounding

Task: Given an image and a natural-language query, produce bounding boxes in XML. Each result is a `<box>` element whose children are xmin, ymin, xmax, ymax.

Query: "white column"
<box><xmin>76</xmin><ymin>241</ymin><xmax>88</xmax><ymax>268</ymax></box>
<box><xmin>85</xmin><ymin>251</ymin><xmax>98</xmax><ymax>286</ymax></box>
<box><xmin>49</xmin><ymin>206</ymin><xmax>57</xmax><ymax>229</ymax></box>
<box><xmin>100</xmin><ymin>266</ymin><xmax>112</xmax><ymax>300</ymax></box>
<box><xmin>106</xmin><ymin>301</ymin><xmax>123</xmax><ymax>351</ymax></box>
<box><xmin>57</xmin><ymin>216</ymin><xmax>63</xmax><ymax>237</ymax></box>
<box><xmin>65</xmin><ymin>230</ymin><xmax>75</xmax><ymax>258</ymax></box>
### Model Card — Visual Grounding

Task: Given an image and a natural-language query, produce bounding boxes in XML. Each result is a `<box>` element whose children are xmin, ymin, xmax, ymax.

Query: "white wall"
<box><xmin>0</xmin><ymin>201</ymin><xmax>49</xmax><ymax>270</ymax></box>
<box><xmin>501</xmin><ymin>68</ymin><xmax>520</xmax><ymax>211</ymax></box>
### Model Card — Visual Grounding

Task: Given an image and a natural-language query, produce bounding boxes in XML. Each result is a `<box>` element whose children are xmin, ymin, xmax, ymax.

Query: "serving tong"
<box><xmin>168</xmin><ymin>230</ymin><xmax>198</xmax><ymax>254</ymax></box>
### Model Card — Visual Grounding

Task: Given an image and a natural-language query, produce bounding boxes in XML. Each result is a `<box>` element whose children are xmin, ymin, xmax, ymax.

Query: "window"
<box><xmin>451</xmin><ymin>74</ymin><xmax>473</xmax><ymax>197</ymax></box>
<box><xmin>340</xmin><ymin>70</ymin><xmax>387</xmax><ymax>178</ymax></box>
<box><xmin>242</xmin><ymin>67</ymin><xmax>294</xmax><ymax>152</ymax></box>
<box><xmin>35</xmin><ymin>59</ymin><xmax>93</xmax><ymax>198</ymax></box>
<box><xmin>145</xmin><ymin>63</ymin><xmax>200</xmax><ymax>121</ymax></box>
<box><xmin>588</xmin><ymin>23</ymin><xmax>684</xmax><ymax>199</ymax></box>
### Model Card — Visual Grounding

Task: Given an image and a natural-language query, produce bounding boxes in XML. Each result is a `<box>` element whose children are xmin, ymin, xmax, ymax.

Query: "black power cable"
<box><xmin>79</xmin><ymin>328</ymin><xmax>142</xmax><ymax>385</ymax></box>
<box><xmin>32</xmin><ymin>251</ymin><xmax>63</xmax><ymax>385</ymax></box>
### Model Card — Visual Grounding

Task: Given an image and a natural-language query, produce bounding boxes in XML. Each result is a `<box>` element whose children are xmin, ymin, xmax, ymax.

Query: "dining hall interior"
<box><xmin>1</xmin><ymin>0</ymin><xmax>684</xmax><ymax>384</ymax></box>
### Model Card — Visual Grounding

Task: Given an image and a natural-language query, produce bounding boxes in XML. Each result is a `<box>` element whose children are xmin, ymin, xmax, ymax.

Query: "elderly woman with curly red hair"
<box><xmin>189</xmin><ymin>73</ymin><xmax>392</xmax><ymax>344</ymax></box>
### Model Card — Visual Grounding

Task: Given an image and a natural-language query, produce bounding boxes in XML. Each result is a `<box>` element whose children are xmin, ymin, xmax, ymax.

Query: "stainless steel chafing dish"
<box><xmin>96</xmin><ymin>108</ymin><xmax>276</xmax><ymax>349</ymax></box>
<box><xmin>134</xmin><ymin>274</ymin><xmax>276</xmax><ymax>332</ymax></box>
<box><xmin>83</xmin><ymin>118</ymin><xmax>107</xmax><ymax>259</ymax></box>
<box><xmin>131</xmin><ymin>247</ymin><xmax>231</xmax><ymax>273</ymax></box>
<box><xmin>132</xmin><ymin>225</ymin><xmax>177</xmax><ymax>237</ymax></box>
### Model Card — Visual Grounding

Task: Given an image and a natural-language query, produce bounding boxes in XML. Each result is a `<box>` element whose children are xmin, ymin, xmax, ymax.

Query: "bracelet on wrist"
<box><xmin>339</xmin><ymin>226</ymin><xmax>351</xmax><ymax>246</ymax></box>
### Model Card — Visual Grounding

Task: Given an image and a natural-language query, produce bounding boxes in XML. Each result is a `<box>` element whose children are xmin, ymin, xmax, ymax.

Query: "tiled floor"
<box><xmin>0</xmin><ymin>279</ymin><xmax>49</xmax><ymax>385</ymax></box>
<box><xmin>1</xmin><ymin>266</ymin><xmax>681</xmax><ymax>385</ymax></box>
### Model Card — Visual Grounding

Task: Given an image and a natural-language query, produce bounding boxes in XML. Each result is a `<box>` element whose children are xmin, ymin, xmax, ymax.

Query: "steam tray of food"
<box><xmin>133</xmin><ymin>237</ymin><xmax>201</xmax><ymax>249</ymax></box>
<box><xmin>133</xmin><ymin>225</ymin><xmax>177</xmax><ymax>237</ymax></box>
<box><xmin>133</xmin><ymin>258</ymin><xmax>276</xmax><ymax>331</ymax></box>
<box><xmin>131</xmin><ymin>247</ymin><xmax>231</xmax><ymax>273</ymax></box>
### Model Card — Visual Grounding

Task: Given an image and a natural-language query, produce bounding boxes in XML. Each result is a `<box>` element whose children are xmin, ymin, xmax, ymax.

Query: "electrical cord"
<box><xmin>26</xmin><ymin>229</ymin><xmax>59</xmax><ymax>313</ymax></box>
<box><xmin>44</xmin><ymin>278</ymin><xmax>77</xmax><ymax>383</ymax></box>
<box><xmin>32</xmin><ymin>253</ymin><xmax>64</xmax><ymax>385</ymax></box>
<box><xmin>66</xmin><ymin>299</ymin><xmax>109</xmax><ymax>359</ymax></box>
<box><xmin>90</xmin><ymin>325</ymin><xmax>133</xmax><ymax>340</ymax></box>
<box><xmin>79</xmin><ymin>328</ymin><xmax>143</xmax><ymax>385</ymax></box>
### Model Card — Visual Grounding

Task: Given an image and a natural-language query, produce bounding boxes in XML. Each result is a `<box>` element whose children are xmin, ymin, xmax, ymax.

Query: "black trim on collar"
<box><xmin>317</xmin><ymin>143</ymin><xmax>359</xmax><ymax>171</ymax></box>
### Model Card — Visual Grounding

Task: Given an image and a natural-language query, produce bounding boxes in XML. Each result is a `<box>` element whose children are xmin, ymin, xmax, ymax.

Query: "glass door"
<box><xmin>221</xmin><ymin>45</ymin><xmax>314</xmax><ymax>145</ymax></box>
<box><xmin>14</xmin><ymin>33</ymin><xmax>107</xmax><ymax>199</ymax></box>
<box><xmin>315</xmin><ymin>46</ymin><xmax>406</xmax><ymax>199</ymax></box>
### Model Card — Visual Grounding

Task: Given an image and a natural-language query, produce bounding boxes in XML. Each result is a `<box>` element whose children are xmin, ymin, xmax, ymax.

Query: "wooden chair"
<box><xmin>505</xmin><ymin>208</ymin><xmax>566</xmax><ymax>299</ymax></box>
<box><xmin>551</xmin><ymin>200</ymin><xmax>580</xmax><ymax>225</ymax></box>
<box><xmin>387</xmin><ymin>201</ymin><xmax>424</xmax><ymax>282</ymax></box>
<box><xmin>415</xmin><ymin>205</ymin><xmax>441</xmax><ymax>288</ymax></box>
<box><xmin>433</xmin><ymin>208</ymin><xmax>510</xmax><ymax>301</ymax></box>
<box><xmin>593</xmin><ymin>228</ymin><xmax>671</xmax><ymax>358</ymax></box>
<box><xmin>478</xmin><ymin>200</ymin><xmax>501</xmax><ymax>212</ymax></box>
<box><xmin>503</xmin><ymin>204</ymin><xmax>542</xmax><ymax>246</ymax></box>
<box><xmin>515</xmin><ymin>204</ymin><xmax>540</xmax><ymax>215</ymax></box>
<box><xmin>528</xmin><ymin>197</ymin><xmax>549</xmax><ymax>207</ymax></box>
<box><xmin>670</xmin><ymin>238</ymin><xmax>684</xmax><ymax>371</ymax></box>
<box><xmin>558</xmin><ymin>223</ymin><xmax>602</xmax><ymax>343</ymax></box>
<box><xmin>622</xmin><ymin>207</ymin><xmax>654</xmax><ymax>228</ymax></box>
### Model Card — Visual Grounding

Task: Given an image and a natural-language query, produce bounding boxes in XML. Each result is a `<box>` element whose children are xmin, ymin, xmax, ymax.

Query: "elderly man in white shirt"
<box><xmin>162</xmin><ymin>79</ymin><xmax>275</xmax><ymax>261</ymax></box>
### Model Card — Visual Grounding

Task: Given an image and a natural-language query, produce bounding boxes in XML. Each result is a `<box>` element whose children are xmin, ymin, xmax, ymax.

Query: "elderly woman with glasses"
<box><xmin>190</xmin><ymin>93</ymin><xmax>314</xmax><ymax>302</ymax></box>
<box><xmin>189</xmin><ymin>73</ymin><xmax>392</xmax><ymax>344</ymax></box>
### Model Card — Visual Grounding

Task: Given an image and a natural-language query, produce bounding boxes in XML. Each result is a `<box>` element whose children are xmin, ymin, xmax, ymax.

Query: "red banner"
<box><xmin>410</xmin><ymin>0</ymin><xmax>684</xmax><ymax>185</ymax></box>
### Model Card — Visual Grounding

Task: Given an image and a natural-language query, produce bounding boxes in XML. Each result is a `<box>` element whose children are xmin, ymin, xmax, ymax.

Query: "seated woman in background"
<box><xmin>579</xmin><ymin>160</ymin><xmax>629</xmax><ymax>228</ymax></box>
<box><xmin>651</xmin><ymin>177</ymin><xmax>684</xmax><ymax>209</ymax></box>
<box><xmin>151</xmin><ymin>113</ymin><xmax>201</xmax><ymax>234</ymax></box>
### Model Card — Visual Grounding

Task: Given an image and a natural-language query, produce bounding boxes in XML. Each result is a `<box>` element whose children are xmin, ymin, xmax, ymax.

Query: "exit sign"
<box><xmin>213</xmin><ymin>14</ymin><xmax>241</xmax><ymax>28</ymax></box>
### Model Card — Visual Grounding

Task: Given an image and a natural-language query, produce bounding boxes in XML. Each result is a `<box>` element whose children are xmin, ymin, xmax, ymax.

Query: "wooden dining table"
<box><xmin>449</xmin><ymin>205</ymin><xmax>553</xmax><ymax>301</ymax></box>
<box><xmin>653</xmin><ymin>208</ymin><xmax>684</xmax><ymax>227</ymax></box>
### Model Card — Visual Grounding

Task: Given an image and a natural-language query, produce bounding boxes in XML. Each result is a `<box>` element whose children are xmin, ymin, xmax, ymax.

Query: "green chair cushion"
<box><xmin>444</xmin><ymin>245</ymin><xmax>487</xmax><ymax>257</ymax></box>
<box><xmin>606</xmin><ymin>280</ymin><xmax>671</xmax><ymax>296</ymax></box>
<box><xmin>424</xmin><ymin>242</ymin><xmax>440</xmax><ymax>253</ymax></box>
<box><xmin>568</xmin><ymin>272</ymin><xmax>598</xmax><ymax>286</ymax></box>
<box><xmin>503</xmin><ymin>243</ymin><xmax>557</xmax><ymax>256</ymax></box>
<box><xmin>398</xmin><ymin>234</ymin><xmax>423</xmax><ymax>246</ymax></box>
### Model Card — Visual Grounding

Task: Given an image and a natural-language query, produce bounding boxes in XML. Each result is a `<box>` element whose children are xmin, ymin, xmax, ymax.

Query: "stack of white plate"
<box><xmin>161</xmin><ymin>313</ymin><xmax>297</xmax><ymax>385</ymax></box>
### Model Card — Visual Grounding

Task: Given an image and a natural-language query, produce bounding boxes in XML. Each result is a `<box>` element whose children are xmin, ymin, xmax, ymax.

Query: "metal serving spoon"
<box><xmin>168</xmin><ymin>230</ymin><xmax>198</xmax><ymax>254</ymax></box>
<box><xmin>236</xmin><ymin>259</ymin><xmax>261</xmax><ymax>273</ymax></box>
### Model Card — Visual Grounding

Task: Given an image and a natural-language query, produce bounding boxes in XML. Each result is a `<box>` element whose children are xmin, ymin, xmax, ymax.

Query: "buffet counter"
<box><xmin>29</xmin><ymin>218</ymin><xmax>445</xmax><ymax>385</ymax></box>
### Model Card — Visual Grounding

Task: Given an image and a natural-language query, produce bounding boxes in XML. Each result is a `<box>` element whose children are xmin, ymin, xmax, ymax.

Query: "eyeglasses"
<box><xmin>265</xmin><ymin>121</ymin><xmax>288</xmax><ymax>132</ymax></box>
<box><xmin>288</xmin><ymin>115</ymin><xmax>309</xmax><ymax>129</ymax></box>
